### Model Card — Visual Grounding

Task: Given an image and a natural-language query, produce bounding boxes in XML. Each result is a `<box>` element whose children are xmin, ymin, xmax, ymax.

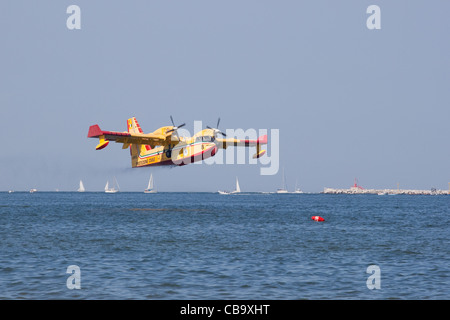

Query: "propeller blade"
<box><xmin>206</xmin><ymin>119</ymin><xmax>226</xmax><ymax>137</ymax></box>
<box><xmin>167</xmin><ymin>116</ymin><xmax>184</xmax><ymax>137</ymax></box>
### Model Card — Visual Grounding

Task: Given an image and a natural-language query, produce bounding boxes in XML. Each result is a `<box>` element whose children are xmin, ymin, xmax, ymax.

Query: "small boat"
<box><xmin>105</xmin><ymin>177</ymin><xmax>119</xmax><ymax>193</ymax></box>
<box><xmin>294</xmin><ymin>179</ymin><xmax>303</xmax><ymax>194</ymax></box>
<box><xmin>144</xmin><ymin>173</ymin><xmax>157</xmax><ymax>193</ymax></box>
<box><xmin>276</xmin><ymin>168</ymin><xmax>288</xmax><ymax>193</ymax></box>
<box><xmin>218</xmin><ymin>177</ymin><xmax>241</xmax><ymax>194</ymax></box>
<box><xmin>30</xmin><ymin>188</ymin><xmax>37</xmax><ymax>193</ymax></box>
<box><xmin>78</xmin><ymin>180</ymin><xmax>85</xmax><ymax>192</ymax></box>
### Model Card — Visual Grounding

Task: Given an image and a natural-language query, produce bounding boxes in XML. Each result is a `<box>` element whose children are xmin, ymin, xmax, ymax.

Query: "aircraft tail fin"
<box><xmin>127</xmin><ymin>117</ymin><xmax>152</xmax><ymax>167</ymax></box>
<box><xmin>127</xmin><ymin>117</ymin><xmax>144</xmax><ymax>134</ymax></box>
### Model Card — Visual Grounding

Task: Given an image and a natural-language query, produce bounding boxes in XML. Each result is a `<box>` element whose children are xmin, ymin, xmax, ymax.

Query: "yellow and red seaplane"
<box><xmin>87</xmin><ymin>117</ymin><xmax>267</xmax><ymax>168</ymax></box>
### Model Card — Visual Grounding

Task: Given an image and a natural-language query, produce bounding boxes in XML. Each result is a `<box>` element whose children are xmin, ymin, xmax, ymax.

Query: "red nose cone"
<box><xmin>311</xmin><ymin>216</ymin><xmax>325</xmax><ymax>222</ymax></box>
<box><xmin>211</xmin><ymin>146</ymin><xmax>218</xmax><ymax>157</ymax></box>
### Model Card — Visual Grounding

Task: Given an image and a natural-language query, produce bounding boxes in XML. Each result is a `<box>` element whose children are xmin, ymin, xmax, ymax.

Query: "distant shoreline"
<box><xmin>2</xmin><ymin>189</ymin><xmax>449</xmax><ymax>195</ymax></box>
<box><xmin>323</xmin><ymin>187</ymin><xmax>449</xmax><ymax>195</ymax></box>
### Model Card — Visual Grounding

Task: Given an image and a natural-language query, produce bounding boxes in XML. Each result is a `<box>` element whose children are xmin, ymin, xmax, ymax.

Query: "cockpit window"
<box><xmin>197</xmin><ymin>136</ymin><xmax>215</xmax><ymax>142</ymax></box>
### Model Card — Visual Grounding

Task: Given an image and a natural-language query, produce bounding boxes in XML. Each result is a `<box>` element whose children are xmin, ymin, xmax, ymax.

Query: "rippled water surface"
<box><xmin>0</xmin><ymin>192</ymin><xmax>448</xmax><ymax>299</ymax></box>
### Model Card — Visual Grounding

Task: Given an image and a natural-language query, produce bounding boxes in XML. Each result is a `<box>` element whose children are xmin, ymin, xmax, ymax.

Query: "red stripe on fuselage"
<box><xmin>137</xmin><ymin>145</ymin><xmax>218</xmax><ymax>167</ymax></box>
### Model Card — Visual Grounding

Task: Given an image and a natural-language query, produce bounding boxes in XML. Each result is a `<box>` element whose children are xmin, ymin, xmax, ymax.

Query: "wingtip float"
<box><xmin>96</xmin><ymin>138</ymin><xmax>109</xmax><ymax>150</ymax></box>
<box><xmin>87</xmin><ymin>117</ymin><xmax>268</xmax><ymax>168</ymax></box>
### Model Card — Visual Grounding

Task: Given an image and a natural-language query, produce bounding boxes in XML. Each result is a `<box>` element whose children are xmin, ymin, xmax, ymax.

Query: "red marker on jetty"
<box><xmin>311</xmin><ymin>216</ymin><xmax>325</xmax><ymax>222</ymax></box>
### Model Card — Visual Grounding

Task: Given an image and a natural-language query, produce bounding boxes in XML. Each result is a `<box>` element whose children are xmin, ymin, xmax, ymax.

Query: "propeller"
<box><xmin>167</xmin><ymin>115</ymin><xmax>185</xmax><ymax>133</ymax></box>
<box><xmin>167</xmin><ymin>115</ymin><xmax>185</xmax><ymax>140</ymax></box>
<box><xmin>207</xmin><ymin>117</ymin><xmax>227</xmax><ymax>137</ymax></box>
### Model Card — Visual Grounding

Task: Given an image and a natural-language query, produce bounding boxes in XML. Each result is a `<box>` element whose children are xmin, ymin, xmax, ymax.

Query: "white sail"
<box><xmin>218</xmin><ymin>176</ymin><xmax>240</xmax><ymax>194</ymax></box>
<box><xmin>144</xmin><ymin>173</ymin><xmax>157</xmax><ymax>193</ymax></box>
<box><xmin>114</xmin><ymin>176</ymin><xmax>120</xmax><ymax>191</ymax></box>
<box><xmin>235</xmin><ymin>177</ymin><xmax>241</xmax><ymax>193</ymax></box>
<box><xmin>78</xmin><ymin>180</ymin><xmax>85</xmax><ymax>192</ymax></box>
<box><xmin>105</xmin><ymin>178</ymin><xmax>119</xmax><ymax>193</ymax></box>
<box><xmin>148</xmin><ymin>174</ymin><xmax>153</xmax><ymax>190</ymax></box>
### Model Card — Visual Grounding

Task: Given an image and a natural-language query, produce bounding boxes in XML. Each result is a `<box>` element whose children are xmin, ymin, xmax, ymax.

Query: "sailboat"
<box><xmin>218</xmin><ymin>177</ymin><xmax>241</xmax><ymax>194</ymax></box>
<box><xmin>105</xmin><ymin>177</ymin><xmax>119</xmax><ymax>193</ymax></box>
<box><xmin>78</xmin><ymin>180</ymin><xmax>85</xmax><ymax>192</ymax></box>
<box><xmin>144</xmin><ymin>173</ymin><xmax>157</xmax><ymax>193</ymax></box>
<box><xmin>235</xmin><ymin>177</ymin><xmax>241</xmax><ymax>194</ymax></box>
<box><xmin>294</xmin><ymin>179</ymin><xmax>303</xmax><ymax>194</ymax></box>
<box><xmin>276</xmin><ymin>168</ymin><xmax>288</xmax><ymax>193</ymax></box>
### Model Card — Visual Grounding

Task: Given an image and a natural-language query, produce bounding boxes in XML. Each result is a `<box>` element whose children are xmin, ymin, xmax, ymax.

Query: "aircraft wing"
<box><xmin>215</xmin><ymin>134</ymin><xmax>267</xmax><ymax>148</ymax></box>
<box><xmin>215</xmin><ymin>134</ymin><xmax>267</xmax><ymax>158</ymax></box>
<box><xmin>87</xmin><ymin>124</ymin><xmax>168</xmax><ymax>150</ymax></box>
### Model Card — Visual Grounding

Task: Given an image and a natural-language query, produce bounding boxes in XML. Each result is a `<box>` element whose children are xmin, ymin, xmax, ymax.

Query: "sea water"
<box><xmin>0</xmin><ymin>192</ymin><xmax>448</xmax><ymax>299</ymax></box>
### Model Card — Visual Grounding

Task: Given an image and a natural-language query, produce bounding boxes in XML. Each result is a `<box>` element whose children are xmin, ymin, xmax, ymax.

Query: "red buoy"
<box><xmin>311</xmin><ymin>216</ymin><xmax>325</xmax><ymax>222</ymax></box>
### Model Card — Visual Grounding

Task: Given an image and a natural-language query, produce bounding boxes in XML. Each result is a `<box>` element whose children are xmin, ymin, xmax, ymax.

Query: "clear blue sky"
<box><xmin>1</xmin><ymin>1</ymin><xmax>449</xmax><ymax>192</ymax></box>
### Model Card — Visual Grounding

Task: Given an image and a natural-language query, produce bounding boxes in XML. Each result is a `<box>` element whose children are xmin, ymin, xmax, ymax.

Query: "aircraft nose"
<box><xmin>211</xmin><ymin>146</ymin><xmax>218</xmax><ymax>157</ymax></box>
